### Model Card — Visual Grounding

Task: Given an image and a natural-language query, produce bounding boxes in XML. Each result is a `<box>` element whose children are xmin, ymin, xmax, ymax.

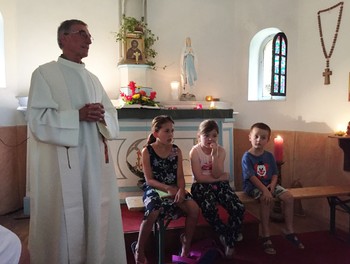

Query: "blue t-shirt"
<box><xmin>241</xmin><ymin>150</ymin><xmax>278</xmax><ymax>194</ymax></box>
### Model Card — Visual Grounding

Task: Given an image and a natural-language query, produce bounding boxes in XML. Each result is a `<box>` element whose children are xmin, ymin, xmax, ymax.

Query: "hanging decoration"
<box><xmin>317</xmin><ymin>2</ymin><xmax>344</xmax><ymax>85</ymax></box>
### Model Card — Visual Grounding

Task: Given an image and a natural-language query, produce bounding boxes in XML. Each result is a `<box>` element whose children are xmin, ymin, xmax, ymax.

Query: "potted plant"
<box><xmin>115</xmin><ymin>16</ymin><xmax>158</xmax><ymax>68</ymax></box>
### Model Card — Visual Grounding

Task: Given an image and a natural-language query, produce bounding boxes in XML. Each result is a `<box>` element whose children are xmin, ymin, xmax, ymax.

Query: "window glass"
<box><xmin>248</xmin><ymin>28</ymin><xmax>286</xmax><ymax>101</ymax></box>
<box><xmin>271</xmin><ymin>33</ymin><xmax>287</xmax><ymax>96</ymax></box>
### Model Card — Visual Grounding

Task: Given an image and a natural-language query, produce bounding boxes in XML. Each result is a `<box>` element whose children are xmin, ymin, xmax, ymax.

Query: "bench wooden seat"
<box><xmin>235</xmin><ymin>185</ymin><xmax>350</xmax><ymax>203</ymax></box>
<box><xmin>125</xmin><ymin>196</ymin><xmax>145</xmax><ymax>211</ymax></box>
<box><xmin>126</xmin><ymin>185</ymin><xmax>350</xmax><ymax>209</ymax></box>
<box><xmin>288</xmin><ymin>185</ymin><xmax>350</xmax><ymax>199</ymax></box>
<box><xmin>126</xmin><ymin>185</ymin><xmax>350</xmax><ymax>210</ymax></box>
<box><xmin>124</xmin><ymin>191</ymin><xmax>256</xmax><ymax>211</ymax></box>
<box><xmin>126</xmin><ymin>185</ymin><xmax>350</xmax><ymax>233</ymax></box>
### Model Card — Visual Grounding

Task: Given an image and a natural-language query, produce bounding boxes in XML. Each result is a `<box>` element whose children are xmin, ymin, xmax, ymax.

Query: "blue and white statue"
<box><xmin>180</xmin><ymin>37</ymin><xmax>197</xmax><ymax>101</ymax></box>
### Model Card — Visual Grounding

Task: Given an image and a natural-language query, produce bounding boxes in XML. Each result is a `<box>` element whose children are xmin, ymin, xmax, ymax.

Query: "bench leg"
<box><xmin>156</xmin><ymin>220</ymin><xmax>165</xmax><ymax>264</ymax></box>
<box><xmin>327</xmin><ymin>196</ymin><xmax>350</xmax><ymax>241</ymax></box>
<box><xmin>154</xmin><ymin>218</ymin><xmax>172</xmax><ymax>264</ymax></box>
<box><xmin>327</xmin><ymin>196</ymin><xmax>336</xmax><ymax>234</ymax></box>
<box><xmin>154</xmin><ymin>219</ymin><xmax>167</xmax><ymax>264</ymax></box>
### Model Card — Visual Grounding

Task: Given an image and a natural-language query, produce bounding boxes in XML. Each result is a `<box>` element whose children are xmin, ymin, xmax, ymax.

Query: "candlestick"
<box><xmin>274</xmin><ymin>135</ymin><xmax>284</xmax><ymax>162</ymax></box>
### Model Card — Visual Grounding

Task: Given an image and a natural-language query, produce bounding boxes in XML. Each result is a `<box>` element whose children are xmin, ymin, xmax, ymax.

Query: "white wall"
<box><xmin>0</xmin><ymin>0</ymin><xmax>349</xmax><ymax>133</ymax></box>
<box><xmin>293</xmin><ymin>0</ymin><xmax>350</xmax><ymax>133</ymax></box>
<box><xmin>0</xmin><ymin>0</ymin><xmax>120</xmax><ymax>125</ymax></box>
<box><xmin>147</xmin><ymin>0</ymin><xmax>349</xmax><ymax>133</ymax></box>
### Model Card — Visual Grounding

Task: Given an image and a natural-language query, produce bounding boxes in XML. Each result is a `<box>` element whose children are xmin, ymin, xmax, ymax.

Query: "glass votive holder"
<box><xmin>205</xmin><ymin>95</ymin><xmax>213</xmax><ymax>101</ymax></box>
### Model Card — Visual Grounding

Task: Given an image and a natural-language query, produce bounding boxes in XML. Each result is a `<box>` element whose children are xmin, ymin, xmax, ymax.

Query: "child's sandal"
<box><xmin>262</xmin><ymin>237</ymin><xmax>276</xmax><ymax>255</ymax></box>
<box><xmin>285</xmin><ymin>233</ymin><xmax>305</xmax><ymax>249</ymax></box>
<box><xmin>131</xmin><ymin>241</ymin><xmax>148</xmax><ymax>264</ymax></box>
<box><xmin>180</xmin><ymin>233</ymin><xmax>190</xmax><ymax>257</ymax></box>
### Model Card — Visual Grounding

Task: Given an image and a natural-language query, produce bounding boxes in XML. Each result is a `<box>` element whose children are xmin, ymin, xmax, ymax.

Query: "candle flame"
<box><xmin>335</xmin><ymin>124</ymin><xmax>345</xmax><ymax>133</ymax></box>
<box><xmin>170</xmin><ymin>81</ymin><xmax>180</xmax><ymax>89</ymax></box>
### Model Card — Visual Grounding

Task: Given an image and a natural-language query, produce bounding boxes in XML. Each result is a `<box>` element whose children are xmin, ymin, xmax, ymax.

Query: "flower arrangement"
<box><xmin>120</xmin><ymin>81</ymin><xmax>157</xmax><ymax>106</ymax></box>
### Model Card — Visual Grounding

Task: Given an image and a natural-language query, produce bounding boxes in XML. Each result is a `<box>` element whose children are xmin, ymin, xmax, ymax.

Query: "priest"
<box><xmin>26</xmin><ymin>19</ymin><xmax>126</xmax><ymax>264</ymax></box>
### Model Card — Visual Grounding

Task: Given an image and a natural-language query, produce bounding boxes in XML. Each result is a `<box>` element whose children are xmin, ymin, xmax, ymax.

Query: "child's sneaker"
<box><xmin>224</xmin><ymin>246</ymin><xmax>235</xmax><ymax>259</ymax></box>
<box><xmin>236</xmin><ymin>233</ymin><xmax>243</xmax><ymax>242</ymax></box>
<box><xmin>262</xmin><ymin>237</ymin><xmax>276</xmax><ymax>255</ymax></box>
<box><xmin>220</xmin><ymin>235</ymin><xmax>235</xmax><ymax>258</ymax></box>
<box><xmin>219</xmin><ymin>235</ymin><xmax>226</xmax><ymax>248</ymax></box>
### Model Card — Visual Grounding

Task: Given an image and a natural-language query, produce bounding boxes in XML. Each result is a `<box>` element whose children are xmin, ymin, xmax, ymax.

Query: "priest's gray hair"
<box><xmin>57</xmin><ymin>19</ymin><xmax>87</xmax><ymax>49</ymax></box>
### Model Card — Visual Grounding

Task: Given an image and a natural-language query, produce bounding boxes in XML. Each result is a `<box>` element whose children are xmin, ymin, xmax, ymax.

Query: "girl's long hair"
<box><xmin>198</xmin><ymin>119</ymin><xmax>219</xmax><ymax>135</ymax></box>
<box><xmin>146</xmin><ymin>115</ymin><xmax>174</xmax><ymax>145</ymax></box>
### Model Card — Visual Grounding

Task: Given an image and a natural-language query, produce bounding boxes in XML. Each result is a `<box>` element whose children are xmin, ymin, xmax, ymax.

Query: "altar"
<box><xmin>110</xmin><ymin>108</ymin><xmax>237</xmax><ymax>200</ymax></box>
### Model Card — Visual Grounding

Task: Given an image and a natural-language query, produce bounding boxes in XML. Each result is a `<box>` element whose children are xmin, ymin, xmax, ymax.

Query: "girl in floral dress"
<box><xmin>132</xmin><ymin>115</ymin><xmax>199</xmax><ymax>264</ymax></box>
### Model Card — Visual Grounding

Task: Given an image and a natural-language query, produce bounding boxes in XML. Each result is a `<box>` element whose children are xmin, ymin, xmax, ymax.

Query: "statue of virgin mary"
<box><xmin>180</xmin><ymin>37</ymin><xmax>198</xmax><ymax>101</ymax></box>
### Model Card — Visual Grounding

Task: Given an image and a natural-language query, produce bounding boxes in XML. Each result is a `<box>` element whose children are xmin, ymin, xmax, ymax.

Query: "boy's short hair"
<box><xmin>250</xmin><ymin>122</ymin><xmax>271</xmax><ymax>138</ymax></box>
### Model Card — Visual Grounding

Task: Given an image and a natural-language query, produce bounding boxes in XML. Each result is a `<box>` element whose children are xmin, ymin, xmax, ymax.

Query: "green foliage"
<box><xmin>115</xmin><ymin>16</ymin><xmax>158</xmax><ymax>67</ymax></box>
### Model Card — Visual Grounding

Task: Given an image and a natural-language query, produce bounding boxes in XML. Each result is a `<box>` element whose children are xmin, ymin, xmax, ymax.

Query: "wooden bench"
<box><xmin>125</xmin><ymin>191</ymin><xmax>255</xmax><ymax>211</ymax></box>
<box><xmin>287</xmin><ymin>185</ymin><xmax>350</xmax><ymax>235</ymax></box>
<box><xmin>125</xmin><ymin>185</ymin><xmax>350</xmax><ymax>263</ymax></box>
<box><xmin>235</xmin><ymin>185</ymin><xmax>350</xmax><ymax>235</ymax></box>
<box><xmin>230</xmin><ymin>186</ymin><xmax>350</xmax><ymax>235</ymax></box>
<box><xmin>126</xmin><ymin>185</ymin><xmax>350</xmax><ymax>233</ymax></box>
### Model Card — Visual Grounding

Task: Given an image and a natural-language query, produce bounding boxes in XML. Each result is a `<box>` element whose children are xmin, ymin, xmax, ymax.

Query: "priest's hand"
<box><xmin>79</xmin><ymin>103</ymin><xmax>105</xmax><ymax>122</ymax></box>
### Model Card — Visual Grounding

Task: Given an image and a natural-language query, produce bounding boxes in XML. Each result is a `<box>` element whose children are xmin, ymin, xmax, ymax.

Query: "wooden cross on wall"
<box><xmin>323</xmin><ymin>68</ymin><xmax>332</xmax><ymax>85</ymax></box>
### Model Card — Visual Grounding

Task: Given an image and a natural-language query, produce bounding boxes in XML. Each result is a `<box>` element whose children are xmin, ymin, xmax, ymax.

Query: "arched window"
<box><xmin>0</xmin><ymin>12</ymin><xmax>5</xmax><ymax>88</ymax></box>
<box><xmin>248</xmin><ymin>28</ymin><xmax>287</xmax><ymax>101</ymax></box>
<box><xmin>271</xmin><ymin>32</ymin><xmax>287</xmax><ymax>96</ymax></box>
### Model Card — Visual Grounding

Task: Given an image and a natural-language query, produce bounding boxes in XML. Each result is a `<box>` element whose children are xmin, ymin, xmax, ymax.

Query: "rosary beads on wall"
<box><xmin>317</xmin><ymin>2</ymin><xmax>344</xmax><ymax>85</ymax></box>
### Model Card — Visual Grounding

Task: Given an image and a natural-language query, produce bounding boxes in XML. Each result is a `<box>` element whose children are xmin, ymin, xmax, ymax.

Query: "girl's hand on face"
<box><xmin>210</xmin><ymin>142</ymin><xmax>218</xmax><ymax>156</ymax></box>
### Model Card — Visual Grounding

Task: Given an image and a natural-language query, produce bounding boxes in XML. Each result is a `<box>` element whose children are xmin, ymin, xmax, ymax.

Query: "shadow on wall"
<box><xmin>291</xmin><ymin>115</ymin><xmax>334</xmax><ymax>134</ymax></box>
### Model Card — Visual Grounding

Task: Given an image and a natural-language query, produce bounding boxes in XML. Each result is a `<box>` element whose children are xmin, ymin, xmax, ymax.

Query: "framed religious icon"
<box><xmin>124</xmin><ymin>34</ymin><xmax>145</xmax><ymax>64</ymax></box>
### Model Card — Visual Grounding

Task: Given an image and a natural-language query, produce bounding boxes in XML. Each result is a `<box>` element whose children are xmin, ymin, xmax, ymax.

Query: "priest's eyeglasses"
<box><xmin>64</xmin><ymin>30</ymin><xmax>93</xmax><ymax>41</ymax></box>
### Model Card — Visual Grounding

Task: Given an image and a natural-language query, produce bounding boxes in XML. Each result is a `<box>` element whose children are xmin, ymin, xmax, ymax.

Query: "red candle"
<box><xmin>274</xmin><ymin>135</ymin><xmax>284</xmax><ymax>162</ymax></box>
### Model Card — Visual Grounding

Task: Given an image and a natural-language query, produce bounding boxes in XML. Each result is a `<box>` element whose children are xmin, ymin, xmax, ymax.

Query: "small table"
<box><xmin>329</xmin><ymin>135</ymin><xmax>350</xmax><ymax>171</ymax></box>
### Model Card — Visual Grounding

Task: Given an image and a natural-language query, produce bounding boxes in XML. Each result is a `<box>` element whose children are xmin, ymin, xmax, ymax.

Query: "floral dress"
<box><xmin>142</xmin><ymin>144</ymin><xmax>192</xmax><ymax>220</ymax></box>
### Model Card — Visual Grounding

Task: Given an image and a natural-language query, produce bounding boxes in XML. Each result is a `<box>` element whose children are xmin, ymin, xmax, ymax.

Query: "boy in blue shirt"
<box><xmin>241</xmin><ymin>122</ymin><xmax>304</xmax><ymax>254</ymax></box>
